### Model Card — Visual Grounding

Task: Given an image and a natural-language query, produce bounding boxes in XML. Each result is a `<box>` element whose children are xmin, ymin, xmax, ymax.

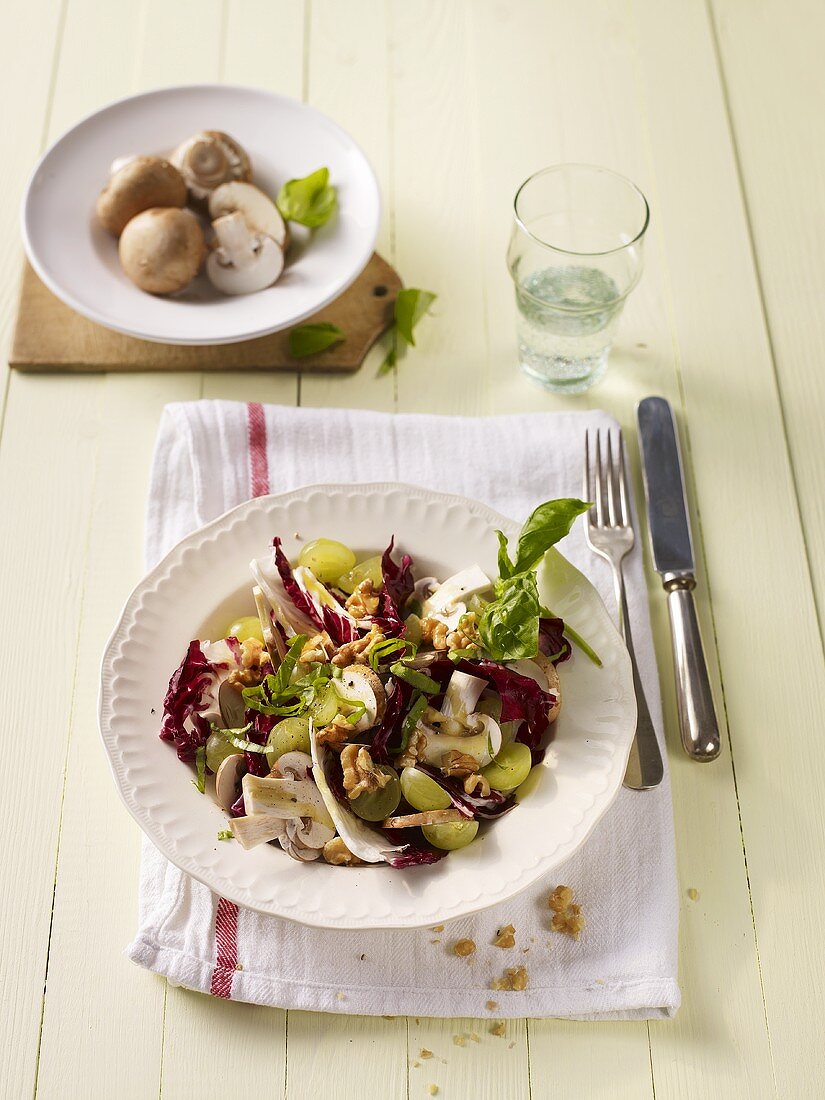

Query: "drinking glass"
<box><xmin>507</xmin><ymin>164</ymin><xmax>649</xmax><ymax>392</ymax></box>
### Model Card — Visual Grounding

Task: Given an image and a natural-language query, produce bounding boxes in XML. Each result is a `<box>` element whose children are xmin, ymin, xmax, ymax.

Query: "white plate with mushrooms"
<box><xmin>99</xmin><ymin>484</ymin><xmax>636</xmax><ymax>929</ymax></box>
<box><xmin>21</xmin><ymin>84</ymin><xmax>380</xmax><ymax>345</ymax></box>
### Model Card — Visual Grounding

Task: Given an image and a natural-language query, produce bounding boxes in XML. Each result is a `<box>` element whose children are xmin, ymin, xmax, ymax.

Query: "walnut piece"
<box><xmin>332</xmin><ymin>623</ymin><xmax>385</xmax><ymax>667</ymax></box>
<box><xmin>491</xmin><ymin>1021</ymin><xmax>506</xmax><ymax>1037</ymax></box>
<box><xmin>493</xmin><ymin>924</ymin><xmax>516</xmax><ymax>949</ymax></box>
<box><xmin>419</xmin><ymin>1048</ymin><xmax>433</xmax><ymax>1060</ymax></box>
<box><xmin>322</xmin><ymin>836</ymin><xmax>362</xmax><ymax>866</ymax></box>
<box><xmin>464</xmin><ymin>773</ymin><xmax>491</xmax><ymax>798</ymax></box>
<box><xmin>446</xmin><ymin>611</ymin><xmax>480</xmax><ymax>653</ymax></box>
<box><xmin>396</xmin><ymin>728</ymin><xmax>428</xmax><ymax>767</ymax></box>
<box><xmin>316</xmin><ymin>714</ymin><xmax>354</xmax><ymax>749</ymax></box>
<box><xmin>344</xmin><ymin>578</ymin><xmax>380</xmax><ymax>618</ymax></box>
<box><xmin>301</xmin><ymin>631</ymin><xmax>335</xmax><ymax>664</ymax></box>
<box><xmin>548</xmin><ymin>884</ymin><xmax>585</xmax><ymax>938</ymax></box>
<box><xmin>341</xmin><ymin>744</ymin><xmax>390</xmax><ymax>800</ymax></box>
<box><xmin>485</xmin><ymin>1000</ymin><xmax>498</xmax><ymax>1011</ymax></box>
<box><xmin>490</xmin><ymin>965</ymin><xmax>528</xmax><ymax>991</ymax></box>
<box><xmin>453</xmin><ymin>938</ymin><xmax>476</xmax><ymax>957</ymax></box>
<box><xmin>441</xmin><ymin>750</ymin><xmax>480</xmax><ymax>777</ymax></box>
<box><xmin>421</xmin><ymin>617</ymin><xmax>449</xmax><ymax>651</ymax></box>
<box><xmin>227</xmin><ymin>637</ymin><xmax>270</xmax><ymax>687</ymax></box>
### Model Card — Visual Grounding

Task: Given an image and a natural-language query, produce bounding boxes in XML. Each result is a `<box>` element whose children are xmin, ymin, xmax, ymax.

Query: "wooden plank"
<box><xmin>708</xmin><ymin>0</ymin><xmax>825</xmax><ymax>625</ymax></box>
<box><xmin>11</xmin><ymin>256</ymin><xmax>400</xmax><ymax>373</ymax></box>
<box><xmin>406</xmin><ymin>1017</ymin><xmax>530</xmax><ymax>1099</ymax></box>
<box><xmin>633</xmin><ymin>0</ymin><xmax>825</xmax><ymax>1096</ymax></box>
<box><xmin>286</xmin><ymin>1013</ymin><xmax>406</xmax><ymax>1100</ymax></box>
<box><xmin>0</xmin><ymin>0</ymin><xmax>64</xmax><ymax>414</ymax></box>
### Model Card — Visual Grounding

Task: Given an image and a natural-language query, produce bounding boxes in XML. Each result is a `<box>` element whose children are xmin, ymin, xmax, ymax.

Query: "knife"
<box><xmin>636</xmin><ymin>397</ymin><xmax>721</xmax><ymax>762</ymax></box>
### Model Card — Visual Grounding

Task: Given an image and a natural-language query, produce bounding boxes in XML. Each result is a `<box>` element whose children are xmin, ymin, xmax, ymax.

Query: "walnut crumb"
<box><xmin>336</xmin><ymin>991</ymin><xmax>346</xmax><ymax>1001</ymax></box>
<box><xmin>432</xmin><ymin>924</ymin><xmax>444</xmax><ymax>932</ymax></box>
<box><xmin>412</xmin><ymin>1061</ymin><xmax>420</xmax><ymax>1068</ymax></box>
<box><xmin>491</xmin><ymin>966</ymin><xmax>528</xmax><ymax>991</ymax></box>
<box><xmin>493</xmin><ymin>923</ymin><xmax>516</xmax><ymax>949</ymax></box>
<box><xmin>469</xmin><ymin>1032</ymin><xmax>480</xmax><ymax>1043</ymax></box>
<box><xmin>485</xmin><ymin>1000</ymin><xmax>498</xmax><ymax>1011</ymax></box>
<box><xmin>419</xmin><ymin>1048</ymin><xmax>433</xmax><ymax>1060</ymax></box>
<box><xmin>428</xmin><ymin>1086</ymin><xmax>439</xmax><ymax>1097</ymax></box>
<box><xmin>430</xmin><ymin>938</ymin><xmax>441</xmax><ymax>945</ymax></box>
<box><xmin>452</xmin><ymin>1034</ymin><xmax>467</xmax><ymax>1047</ymax></box>
<box><xmin>548</xmin><ymin>884</ymin><xmax>585</xmax><ymax>938</ymax></box>
<box><xmin>687</xmin><ymin>887</ymin><xmax>699</xmax><ymax>901</ymax></box>
<box><xmin>453</xmin><ymin>938</ymin><xmax>476</xmax><ymax>957</ymax></box>
<box><xmin>491</xmin><ymin>1021</ymin><xmax>506</xmax><ymax>1037</ymax></box>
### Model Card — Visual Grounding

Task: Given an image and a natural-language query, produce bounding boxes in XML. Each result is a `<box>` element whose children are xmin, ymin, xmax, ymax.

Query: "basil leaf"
<box><xmin>496</xmin><ymin>530</ymin><xmax>515</xmax><ymax>580</ymax></box>
<box><xmin>289</xmin><ymin>323</ymin><xmax>344</xmax><ymax>359</ymax></box>
<box><xmin>376</xmin><ymin>339</ymin><xmax>397</xmax><ymax>378</ymax></box>
<box><xmin>395</xmin><ymin>288</ymin><xmax>437</xmax><ymax>347</ymax></box>
<box><xmin>390</xmin><ymin>661</ymin><xmax>441</xmax><ymax>694</ymax></box>
<box><xmin>192</xmin><ymin>746</ymin><xmax>207</xmax><ymax>793</ymax></box>
<box><xmin>478</xmin><ymin>573</ymin><xmax>541</xmax><ymax>661</ymax></box>
<box><xmin>510</xmin><ymin>498</ymin><xmax>590</xmax><ymax>576</ymax></box>
<box><xmin>276</xmin><ymin>167</ymin><xmax>337</xmax><ymax>228</ymax></box>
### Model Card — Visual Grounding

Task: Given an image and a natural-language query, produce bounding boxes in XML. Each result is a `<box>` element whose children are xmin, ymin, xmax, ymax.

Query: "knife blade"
<box><xmin>637</xmin><ymin>397</ymin><xmax>721</xmax><ymax>761</ymax></box>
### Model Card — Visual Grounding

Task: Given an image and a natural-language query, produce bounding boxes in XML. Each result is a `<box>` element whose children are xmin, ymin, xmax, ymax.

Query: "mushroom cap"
<box><xmin>208</xmin><ymin>181</ymin><xmax>288</xmax><ymax>249</ymax></box>
<box><xmin>171</xmin><ymin>130</ymin><xmax>251</xmax><ymax>202</ymax></box>
<box><xmin>96</xmin><ymin>155</ymin><xmax>187</xmax><ymax>236</ymax></box>
<box><xmin>119</xmin><ymin>207</ymin><xmax>206</xmax><ymax>295</ymax></box>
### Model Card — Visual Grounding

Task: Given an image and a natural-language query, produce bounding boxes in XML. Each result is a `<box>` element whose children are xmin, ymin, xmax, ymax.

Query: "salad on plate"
<box><xmin>159</xmin><ymin>497</ymin><xmax>597</xmax><ymax>869</ymax></box>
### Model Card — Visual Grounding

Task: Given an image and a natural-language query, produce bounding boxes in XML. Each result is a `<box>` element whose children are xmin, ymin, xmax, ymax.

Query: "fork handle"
<box><xmin>612</xmin><ymin>565</ymin><xmax>665</xmax><ymax>790</ymax></box>
<box><xmin>665</xmin><ymin>578</ymin><xmax>721</xmax><ymax>761</ymax></box>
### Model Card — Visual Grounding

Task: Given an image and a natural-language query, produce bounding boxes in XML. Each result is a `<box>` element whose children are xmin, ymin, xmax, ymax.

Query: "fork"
<box><xmin>583</xmin><ymin>428</ymin><xmax>664</xmax><ymax>790</ymax></box>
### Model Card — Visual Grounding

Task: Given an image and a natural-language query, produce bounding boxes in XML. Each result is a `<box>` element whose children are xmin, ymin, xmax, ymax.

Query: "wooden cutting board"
<box><xmin>10</xmin><ymin>252</ymin><xmax>401</xmax><ymax>372</ymax></box>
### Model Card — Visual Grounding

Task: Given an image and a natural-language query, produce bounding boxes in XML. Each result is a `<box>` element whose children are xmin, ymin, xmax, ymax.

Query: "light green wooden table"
<box><xmin>2</xmin><ymin>1</ymin><xmax>823</xmax><ymax>1097</ymax></box>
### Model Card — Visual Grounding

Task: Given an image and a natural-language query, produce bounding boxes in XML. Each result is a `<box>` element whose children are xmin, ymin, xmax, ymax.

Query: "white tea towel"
<box><xmin>128</xmin><ymin>400</ymin><xmax>680</xmax><ymax>1020</ymax></box>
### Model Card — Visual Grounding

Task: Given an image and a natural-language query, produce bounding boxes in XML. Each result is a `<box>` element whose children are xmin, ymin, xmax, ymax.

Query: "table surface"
<box><xmin>2</xmin><ymin>1</ymin><xmax>823</xmax><ymax>1097</ymax></box>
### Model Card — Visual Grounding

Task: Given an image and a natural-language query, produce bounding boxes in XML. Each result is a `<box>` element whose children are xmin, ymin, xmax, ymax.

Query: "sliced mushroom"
<box><xmin>96</xmin><ymin>155</ymin><xmax>187</xmax><ymax>236</ymax></box>
<box><xmin>119</xmin><ymin>207</ymin><xmax>205</xmax><ymax>294</ymax></box>
<box><xmin>206</xmin><ymin>212</ymin><xmax>284</xmax><ymax>295</ymax></box>
<box><xmin>230</xmin><ymin>814</ymin><xmax>285</xmax><ymax>850</ymax></box>
<box><xmin>208</xmin><ymin>181</ymin><xmax>288</xmax><ymax>249</ymax></box>
<box><xmin>269</xmin><ymin>751</ymin><xmax>313</xmax><ymax>781</ymax></box>
<box><xmin>242</xmin><ymin>773</ymin><xmax>335</xmax><ymax>830</ymax></box>
<box><xmin>279</xmin><ymin>814</ymin><xmax>335</xmax><ymax>859</ymax></box>
<box><xmin>512</xmin><ymin>654</ymin><xmax>562</xmax><ymax>723</ymax></box>
<box><xmin>418</xmin><ymin>711</ymin><xmax>502</xmax><ymax>768</ymax></box>
<box><xmin>420</xmin><ymin>565</ymin><xmax>492</xmax><ymax>630</ymax></box>
<box><xmin>383</xmin><ymin>808</ymin><xmax>465</xmax><ymax>829</ymax></box>
<box><xmin>171</xmin><ymin>130</ymin><xmax>251</xmax><ymax>202</ymax></box>
<box><xmin>215</xmin><ymin>753</ymin><xmax>246</xmax><ymax>811</ymax></box>
<box><xmin>335</xmin><ymin>665</ymin><xmax>387</xmax><ymax>732</ymax></box>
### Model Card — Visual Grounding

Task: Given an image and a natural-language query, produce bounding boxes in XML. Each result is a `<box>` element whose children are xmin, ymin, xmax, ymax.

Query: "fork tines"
<box><xmin>583</xmin><ymin>427</ymin><xmax>631</xmax><ymax>530</ymax></box>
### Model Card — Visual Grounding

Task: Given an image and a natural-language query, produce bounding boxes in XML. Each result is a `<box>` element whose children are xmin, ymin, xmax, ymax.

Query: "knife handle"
<box><xmin>664</xmin><ymin>578</ymin><xmax>721</xmax><ymax>761</ymax></box>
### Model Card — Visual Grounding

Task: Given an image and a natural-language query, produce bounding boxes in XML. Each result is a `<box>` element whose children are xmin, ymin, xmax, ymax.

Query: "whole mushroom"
<box><xmin>119</xmin><ymin>207</ymin><xmax>206</xmax><ymax>295</ymax></box>
<box><xmin>171</xmin><ymin>130</ymin><xmax>251</xmax><ymax>203</ymax></box>
<box><xmin>96</xmin><ymin>155</ymin><xmax>187</xmax><ymax>236</ymax></box>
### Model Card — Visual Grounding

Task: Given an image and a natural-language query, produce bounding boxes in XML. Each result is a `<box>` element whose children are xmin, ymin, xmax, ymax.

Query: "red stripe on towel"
<box><xmin>209</xmin><ymin>897</ymin><xmax>239</xmax><ymax>998</ymax></box>
<box><xmin>209</xmin><ymin>402</ymin><xmax>270</xmax><ymax>998</ymax></box>
<box><xmin>247</xmin><ymin>401</ymin><xmax>270</xmax><ymax>499</ymax></box>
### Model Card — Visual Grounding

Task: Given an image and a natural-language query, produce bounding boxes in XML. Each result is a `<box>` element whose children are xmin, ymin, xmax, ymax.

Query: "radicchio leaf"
<box><xmin>458</xmin><ymin>658</ymin><xmax>556</xmax><ymax>762</ymax></box>
<box><xmin>538</xmin><ymin>616</ymin><xmax>572</xmax><ymax>665</ymax></box>
<box><xmin>243</xmin><ymin>711</ymin><xmax>275</xmax><ymax>776</ymax></box>
<box><xmin>414</xmin><ymin>763</ymin><xmax>517</xmax><ymax>820</ymax></box>
<box><xmin>273</xmin><ymin>537</ymin><xmax>325</xmax><ymax>631</ymax></box>
<box><xmin>370</xmin><ymin>679</ymin><xmax>413</xmax><ymax>764</ymax></box>
<box><xmin>381</xmin><ymin>537</ymin><xmax>414</xmax><ymax>607</ymax></box>
<box><xmin>160</xmin><ymin>641</ymin><xmax>219</xmax><ymax>762</ymax></box>
<box><xmin>383</xmin><ymin>830</ymin><xmax>447</xmax><ymax>868</ymax></box>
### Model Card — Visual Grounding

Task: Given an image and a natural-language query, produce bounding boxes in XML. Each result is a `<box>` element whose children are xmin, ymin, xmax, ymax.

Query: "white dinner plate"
<box><xmin>99</xmin><ymin>484</ymin><xmax>636</xmax><ymax>929</ymax></box>
<box><xmin>21</xmin><ymin>84</ymin><xmax>380</xmax><ymax>345</ymax></box>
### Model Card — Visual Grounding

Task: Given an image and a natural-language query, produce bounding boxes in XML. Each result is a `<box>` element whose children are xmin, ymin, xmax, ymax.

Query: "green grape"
<box><xmin>298</xmin><ymin>539</ymin><xmax>356</xmax><ymax>585</ymax></box>
<box><xmin>265</xmin><ymin>716</ymin><xmax>311</xmax><ymax>767</ymax></box>
<box><xmin>309</xmin><ymin>683</ymin><xmax>339</xmax><ymax>726</ymax></box>
<box><xmin>400</xmin><ymin>766</ymin><xmax>451</xmax><ymax>812</ymax></box>
<box><xmin>224</xmin><ymin>615</ymin><xmax>264</xmax><ymax>643</ymax></box>
<box><xmin>205</xmin><ymin>731</ymin><xmax>240</xmax><ymax>774</ymax></box>
<box><xmin>422</xmin><ymin>819</ymin><xmax>479</xmax><ymax>850</ymax></box>
<box><xmin>514</xmin><ymin>764</ymin><xmax>543</xmax><ymax>803</ymax></box>
<box><xmin>481</xmin><ymin>742</ymin><xmax>532</xmax><ymax>792</ymax></box>
<box><xmin>404</xmin><ymin>614</ymin><xmax>423</xmax><ymax>646</ymax></box>
<box><xmin>350</xmin><ymin>766</ymin><xmax>401</xmax><ymax>821</ymax></box>
<box><xmin>337</xmin><ymin>554</ymin><xmax>383</xmax><ymax>594</ymax></box>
